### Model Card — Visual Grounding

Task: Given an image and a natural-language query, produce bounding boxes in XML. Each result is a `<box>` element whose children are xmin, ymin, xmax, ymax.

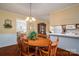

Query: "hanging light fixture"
<box><xmin>25</xmin><ymin>3</ymin><xmax>36</xmax><ymax>22</ymax></box>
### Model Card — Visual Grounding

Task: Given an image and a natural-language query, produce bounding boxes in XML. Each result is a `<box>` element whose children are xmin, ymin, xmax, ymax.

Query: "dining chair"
<box><xmin>17</xmin><ymin>35</ymin><xmax>22</xmax><ymax>55</ymax></box>
<box><xmin>38</xmin><ymin>38</ymin><xmax>52</xmax><ymax>56</ymax></box>
<box><xmin>21</xmin><ymin>39</ymin><xmax>36</xmax><ymax>56</ymax></box>
<box><xmin>39</xmin><ymin>37</ymin><xmax>59</xmax><ymax>56</ymax></box>
<box><xmin>17</xmin><ymin>33</ymin><xmax>27</xmax><ymax>56</ymax></box>
<box><xmin>37</xmin><ymin>34</ymin><xmax>48</xmax><ymax>38</ymax></box>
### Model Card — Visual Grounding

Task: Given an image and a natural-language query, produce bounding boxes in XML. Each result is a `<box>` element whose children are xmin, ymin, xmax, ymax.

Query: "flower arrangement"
<box><xmin>28</xmin><ymin>31</ymin><xmax>37</xmax><ymax>40</ymax></box>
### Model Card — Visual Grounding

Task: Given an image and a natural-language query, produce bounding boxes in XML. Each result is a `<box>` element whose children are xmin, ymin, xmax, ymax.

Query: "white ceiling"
<box><xmin>0</xmin><ymin>3</ymin><xmax>78</xmax><ymax>20</ymax></box>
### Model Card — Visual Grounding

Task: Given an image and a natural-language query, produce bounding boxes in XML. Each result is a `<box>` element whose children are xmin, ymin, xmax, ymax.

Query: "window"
<box><xmin>16</xmin><ymin>19</ymin><xmax>27</xmax><ymax>33</ymax></box>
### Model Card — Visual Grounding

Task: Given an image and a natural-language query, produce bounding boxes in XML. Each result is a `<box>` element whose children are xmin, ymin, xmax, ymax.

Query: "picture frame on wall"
<box><xmin>4</xmin><ymin>19</ymin><xmax>12</xmax><ymax>28</ymax></box>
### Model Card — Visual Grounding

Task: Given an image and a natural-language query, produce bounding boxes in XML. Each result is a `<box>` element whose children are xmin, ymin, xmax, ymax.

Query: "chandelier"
<box><xmin>25</xmin><ymin>3</ymin><xmax>36</xmax><ymax>22</ymax></box>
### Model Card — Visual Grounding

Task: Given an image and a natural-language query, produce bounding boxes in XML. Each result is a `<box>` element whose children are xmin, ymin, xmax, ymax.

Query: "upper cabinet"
<box><xmin>66</xmin><ymin>24</ymin><xmax>76</xmax><ymax>30</ymax></box>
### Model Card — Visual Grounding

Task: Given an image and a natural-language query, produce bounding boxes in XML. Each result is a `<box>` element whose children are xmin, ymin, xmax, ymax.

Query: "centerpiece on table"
<box><xmin>27</xmin><ymin>31</ymin><xmax>37</xmax><ymax>51</ymax></box>
<box><xmin>28</xmin><ymin>31</ymin><xmax>37</xmax><ymax>40</ymax></box>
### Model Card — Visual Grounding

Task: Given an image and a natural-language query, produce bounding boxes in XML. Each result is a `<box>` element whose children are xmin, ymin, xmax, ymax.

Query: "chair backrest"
<box><xmin>17</xmin><ymin>33</ymin><xmax>28</xmax><ymax>55</ymax></box>
<box><xmin>21</xmin><ymin>40</ymin><xmax>29</xmax><ymax>55</ymax></box>
<box><xmin>38</xmin><ymin>38</ymin><xmax>52</xmax><ymax>56</ymax></box>
<box><xmin>50</xmin><ymin>37</ymin><xmax>59</xmax><ymax>56</ymax></box>
<box><xmin>17</xmin><ymin>33</ymin><xmax>22</xmax><ymax>50</ymax></box>
<box><xmin>17</xmin><ymin>33</ymin><xmax>27</xmax><ymax>47</ymax></box>
<box><xmin>38</xmin><ymin>34</ymin><xmax>47</xmax><ymax>38</ymax></box>
<box><xmin>39</xmin><ymin>37</ymin><xmax>59</xmax><ymax>56</ymax></box>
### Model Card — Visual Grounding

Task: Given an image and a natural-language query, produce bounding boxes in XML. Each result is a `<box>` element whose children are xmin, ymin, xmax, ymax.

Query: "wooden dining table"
<box><xmin>24</xmin><ymin>37</ymin><xmax>51</xmax><ymax>55</ymax></box>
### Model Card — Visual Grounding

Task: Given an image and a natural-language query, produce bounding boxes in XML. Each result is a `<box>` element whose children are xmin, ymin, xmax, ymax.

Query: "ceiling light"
<box><xmin>25</xmin><ymin>3</ymin><xmax>36</xmax><ymax>22</ymax></box>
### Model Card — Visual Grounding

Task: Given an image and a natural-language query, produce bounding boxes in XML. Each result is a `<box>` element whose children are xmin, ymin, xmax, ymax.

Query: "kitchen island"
<box><xmin>49</xmin><ymin>33</ymin><xmax>79</xmax><ymax>54</ymax></box>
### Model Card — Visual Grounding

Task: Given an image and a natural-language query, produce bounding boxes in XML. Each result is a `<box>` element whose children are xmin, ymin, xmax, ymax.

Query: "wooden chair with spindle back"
<box><xmin>38</xmin><ymin>34</ymin><xmax>49</xmax><ymax>39</ymax></box>
<box><xmin>21</xmin><ymin>39</ymin><xmax>36</xmax><ymax>56</ymax></box>
<box><xmin>50</xmin><ymin>37</ymin><xmax>59</xmax><ymax>56</ymax></box>
<box><xmin>17</xmin><ymin>32</ymin><xmax>22</xmax><ymax>55</ymax></box>
<box><xmin>38</xmin><ymin>38</ymin><xmax>52</xmax><ymax>56</ymax></box>
<box><xmin>39</xmin><ymin>37</ymin><xmax>59</xmax><ymax>56</ymax></box>
<box><xmin>17</xmin><ymin>33</ymin><xmax>28</xmax><ymax>55</ymax></box>
<box><xmin>17</xmin><ymin>39</ymin><xmax>22</xmax><ymax>55</ymax></box>
<box><xmin>20</xmin><ymin>39</ymin><xmax>29</xmax><ymax>56</ymax></box>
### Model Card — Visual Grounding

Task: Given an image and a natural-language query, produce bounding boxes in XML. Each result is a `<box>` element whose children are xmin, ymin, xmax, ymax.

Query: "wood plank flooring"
<box><xmin>0</xmin><ymin>45</ymin><xmax>79</xmax><ymax>56</ymax></box>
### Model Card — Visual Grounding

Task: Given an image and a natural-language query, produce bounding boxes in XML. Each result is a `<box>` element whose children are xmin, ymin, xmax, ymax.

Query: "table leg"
<box><xmin>35</xmin><ymin>47</ymin><xmax>38</xmax><ymax>56</ymax></box>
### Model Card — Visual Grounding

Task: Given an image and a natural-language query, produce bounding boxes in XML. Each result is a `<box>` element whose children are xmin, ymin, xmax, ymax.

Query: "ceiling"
<box><xmin>0</xmin><ymin>3</ymin><xmax>78</xmax><ymax>20</ymax></box>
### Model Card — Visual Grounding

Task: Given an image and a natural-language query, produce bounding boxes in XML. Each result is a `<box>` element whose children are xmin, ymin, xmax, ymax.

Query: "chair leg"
<box><xmin>16</xmin><ymin>47</ymin><xmax>21</xmax><ymax>56</ymax></box>
<box><xmin>16</xmin><ymin>49</ymin><xmax>21</xmax><ymax>56</ymax></box>
<box><xmin>39</xmin><ymin>48</ymin><xmax>42</xmax><ymax>56</ymax></box>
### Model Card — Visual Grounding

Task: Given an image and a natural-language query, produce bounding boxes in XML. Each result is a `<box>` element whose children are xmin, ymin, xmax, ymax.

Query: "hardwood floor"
<box><xmin>0</xmin><ymin>45</ymin><xmax>18</xmax><ymax>56</ymax></box>
<box><xmin>0</xmin><ymin>45</ymin><xmax>79</xmax><ymax>56</ymax></box>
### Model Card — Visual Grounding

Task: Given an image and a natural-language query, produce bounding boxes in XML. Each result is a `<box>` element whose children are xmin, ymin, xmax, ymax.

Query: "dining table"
<box><xmin>24</xmin><ymin>37</ymin><xmax>51</xmax><ymax>56</ymax></box>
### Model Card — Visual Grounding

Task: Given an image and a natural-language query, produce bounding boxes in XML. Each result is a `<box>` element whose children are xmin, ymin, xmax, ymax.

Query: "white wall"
<box><xmin>0</xmin><ymin>9</ymin><xmax>48</xmax><ymax>48</ymax></box>
<box><xmin>49</xmin><ymin>5</ymin><xmax>79</xmax><ymax>26</ymax></box>
<box><xmin>0</xmin><ymin>10</ymin><xmax>26</xmax><ymax>48</ymax></box>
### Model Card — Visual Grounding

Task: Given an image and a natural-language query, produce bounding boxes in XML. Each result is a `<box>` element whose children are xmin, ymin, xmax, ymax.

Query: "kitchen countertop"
<box><xmin>49</xmin><ymin>33</ymin><xmax>79</xmax><ymax>38</ymax></box>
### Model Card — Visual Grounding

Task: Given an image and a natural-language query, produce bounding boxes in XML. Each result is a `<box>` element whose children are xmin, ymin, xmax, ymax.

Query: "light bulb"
<box><xmin>25</xmin><ymin>17</ymin><xmax>36</xmax><ymax>22</ymax></box>
<box><xmin>32</xmin><ymin>17</ymin><xmax>36</xmax><ymax>21</ymax></box>
<box><xmin>25</xmin><ymin>17</ymin><xmax>29</xmax><ymax>21</ymax></box>
<box><xmin>29</xmin><ymin>19</ymin><xmax>32</xmax><ymax>22</ymax></box>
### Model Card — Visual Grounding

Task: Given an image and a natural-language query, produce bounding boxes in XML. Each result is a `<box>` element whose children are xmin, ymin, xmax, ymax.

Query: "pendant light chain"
<box><xmin>30</xmin><ymin>3</ymin><xmax>32</xmax><ymax>22</ymax></box>
<box><xmin>30</xmin><ymin>3</ymin><xmax>31</xmax><ymax>18</ymax></box>
<box><xmin>30</xmin><ymin>0</ymin><xmax>31</xmax><ymax>17</ymax></box>
<box><xmin>25</xmin><ymin>3</ymin><xmax>36</xmax><ymax>22</ymax></box>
